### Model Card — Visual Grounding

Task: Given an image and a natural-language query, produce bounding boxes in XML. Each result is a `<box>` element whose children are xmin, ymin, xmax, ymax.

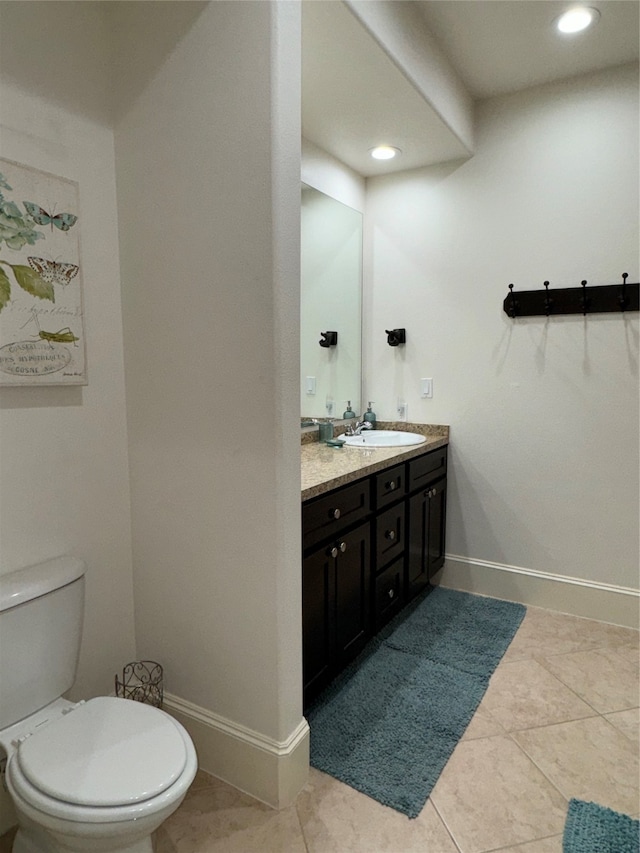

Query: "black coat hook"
<box><xmin>619</xmin><ymin>272</ymin><xmax>629</xmax><ymax>311</ymax></box>
<box><xmin>543</xmin><ymin>281</ymin><xmax>553</xmax><ymax>316</ymax></box>
<box><xmin>385</xmin><ymin>328</ymin><xmax>406</xmax><ymax>346</ymax></box>
<box><xmin>581</xmin><ymin>280</ymin><xmax>589</xmax><ymax>315</ymax></box>
<box><xmin>503</xmin><ymin>274</ymin><xmax>638</xmax><ymax>318</ymax></box>
<box><xmin>319</xmin><ymin>331</ymin><xmax>338</xmax><ymax>348</ymax></box>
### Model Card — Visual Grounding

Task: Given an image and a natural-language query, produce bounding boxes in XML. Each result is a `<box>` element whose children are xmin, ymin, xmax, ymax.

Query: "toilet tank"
<box><xmin>0</xmin><ymin>556</ymin><xmax>85</xmax><ymax>729</ymax></box>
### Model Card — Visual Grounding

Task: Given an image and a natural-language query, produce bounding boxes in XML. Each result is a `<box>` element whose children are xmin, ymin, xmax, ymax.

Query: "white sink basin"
<box><xmin>341</xmin><ymin>430</ymin><xmax>426</xmax><ymax>448</ymax></box>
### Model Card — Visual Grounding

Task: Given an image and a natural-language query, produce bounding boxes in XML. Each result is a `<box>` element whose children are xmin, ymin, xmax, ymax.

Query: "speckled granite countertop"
<box><xmin>301</xmin><ymin>423</ymin><xmax>449</xmax><ymax>501</ymax></box>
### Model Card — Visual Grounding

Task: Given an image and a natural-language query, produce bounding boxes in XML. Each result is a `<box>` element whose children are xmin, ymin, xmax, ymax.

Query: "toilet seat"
<box><xmin>7</xmin><ymin>697</ymin><xmax>197</xmax><ymax>824</ymax></box>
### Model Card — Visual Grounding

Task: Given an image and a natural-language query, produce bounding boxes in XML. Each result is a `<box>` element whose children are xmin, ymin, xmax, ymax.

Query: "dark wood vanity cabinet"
<box><xmin>302</xmin><ymin>443</ymin><xmax>447</xmax><ymax>708</ymax></box>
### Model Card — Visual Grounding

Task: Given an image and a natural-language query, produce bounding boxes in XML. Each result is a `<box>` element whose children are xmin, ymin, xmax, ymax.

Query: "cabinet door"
<box><xmin>407</xmin><ymin>475</ymin><xmax>447</xmax><ymax>600</ymax></box>
<box><xmin>302</xmin><ymin>547</ymin><xmax>334</xmax><ymax>706</ymax></box>
<box><xmin>427</xmin><ymin>477</ymin><xmax>447</xmax><ymax>577</ymax></box>
<box><xmin>374</xmin><ymin>555</ymin><xmax>404</xmax><ymax>630</ymax></box>
<box><xmin>302</xmin><ymin>520</ymin><xmax>371</xmax><ymax>708</ymax></box>
<box><xmin>334</xmin><ymin>521</ymin><xmax>371</xmax><ymax>668</ymax></box>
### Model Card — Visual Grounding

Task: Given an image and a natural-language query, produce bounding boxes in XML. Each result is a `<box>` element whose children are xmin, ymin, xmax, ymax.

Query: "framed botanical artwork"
<box><xmin>0</xmin><ymin>157</ymin><xmax>87</xmax><ymax>386</ymax></box>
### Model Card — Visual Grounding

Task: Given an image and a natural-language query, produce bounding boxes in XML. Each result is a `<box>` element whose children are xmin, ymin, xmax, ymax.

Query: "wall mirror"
<box><xmin>300</xmin><ymin>184</ymin><xmax>362</xmax><ymax>424</ymax></box>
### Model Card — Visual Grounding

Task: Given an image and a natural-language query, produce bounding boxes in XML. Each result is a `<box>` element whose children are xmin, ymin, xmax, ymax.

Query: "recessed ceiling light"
<box><xmin>555</xmin><ymin>6</ymin><xmax>600</xmax><ymax>34</ymax></box>
<box><xmin>370</xmin><ymin>146</ymin><xmax>401</xmax><ymax>161</ymax></box>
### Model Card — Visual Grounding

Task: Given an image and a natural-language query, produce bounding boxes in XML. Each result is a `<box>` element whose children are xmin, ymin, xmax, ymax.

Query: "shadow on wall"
<box><xmin>494</xmin><ymin>312</ymin><xmax>639</xmax><ymax>380</ymax></box>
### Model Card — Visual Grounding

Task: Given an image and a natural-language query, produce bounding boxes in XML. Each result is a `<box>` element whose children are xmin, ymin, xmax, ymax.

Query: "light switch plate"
<box><xmin>420</xmin><ymin>378</ymin><xmax>433</xmax><ymax>398</ymax></box>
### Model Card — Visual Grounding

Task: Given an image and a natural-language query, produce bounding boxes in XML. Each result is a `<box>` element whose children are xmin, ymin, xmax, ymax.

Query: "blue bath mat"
<box><xmin>563</xmin><ymin>799</ymin><xmax>640</xmax><ymax>853</ymax></box>
<box><xmin>307</xmin><ymin>586</ymin><xmax>526</xmax><ymax>818</ymax></box>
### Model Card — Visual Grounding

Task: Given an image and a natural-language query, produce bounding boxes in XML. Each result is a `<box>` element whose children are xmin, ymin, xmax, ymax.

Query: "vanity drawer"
<box><xmin>408</xmin><ymin>447</ymin><xmax>447</xmax><ymax>491</ymax></box>
<box><xmin>303</xmin><ymin>480</ymin><xmax>370</xmax><ymax>551</ymax></box>
<box><xmin>374</xmin><ymin>557</ymin><xmax>404</xmax><ymax>629</ymax></box>
<box><xmin>374</xmin><ymin>464</ymin><xmax>405</xmax><ymax>510</ymax></box>
<box><xmin>375</xmin><ymin>502</ymin><xmax>405</xmax><ymax>570</ymax></box>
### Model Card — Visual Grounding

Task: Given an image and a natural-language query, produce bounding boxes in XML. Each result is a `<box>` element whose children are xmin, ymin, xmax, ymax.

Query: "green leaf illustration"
<box><xmin>11</xmin><ymin>264</ymin><xmax>55</xmax><ymax>303</ymax></box>
<box><xmin>0</xmin><ymin>266</ymin><xmax>10</xmax><ymax>312</ymax></box>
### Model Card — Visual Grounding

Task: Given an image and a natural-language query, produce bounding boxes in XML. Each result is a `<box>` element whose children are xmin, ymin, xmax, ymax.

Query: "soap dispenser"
<box><xmin>343</xmin><ymin>401</ymin><xmax>356</xmax><ymax>419</ymax></box>
<box><xmin>363</xmin><ymin>402</ymin><xmax>376</xmax><ymax>426</ymax></box>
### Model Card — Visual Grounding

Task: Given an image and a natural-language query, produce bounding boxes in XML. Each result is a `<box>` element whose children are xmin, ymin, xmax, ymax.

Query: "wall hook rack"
<box><xmin>319</xmin><ymin>331</ymin><xmax>338</xmax><ymax>347</ymax></box>
<box><xmin>503</xmin><ymin>274</ymin><xmax>639</xmax><ymax>318</ymax></box>
<box><xmin>385</xmin><ymin>328</ymin><xmax>406</xmax><ymax>346</ymax></box>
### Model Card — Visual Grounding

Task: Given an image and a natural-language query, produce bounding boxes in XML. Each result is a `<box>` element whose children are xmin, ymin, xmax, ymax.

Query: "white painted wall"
<box><xmin>0</xmin><ymin>3</ymin><xmax>136</xmax><ymax>697</ymax></box>
<box><xmin>114</xmin><ymin>0</ymin><xmax>302</xmax><ymax>752</ymax></box>
<box><xmin>0</xmin><ymin>4</ymin><xmax>136</xmax><ymax>830</ymax></box>
<box><xmin>365</xmin><ymin>64</ymin><xmax>639</xmax><ymax>596</ymax></box>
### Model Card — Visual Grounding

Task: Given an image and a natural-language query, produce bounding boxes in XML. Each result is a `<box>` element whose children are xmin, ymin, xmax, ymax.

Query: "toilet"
<box><xmin>0</xmin><ymin>556</ymin><xmax>198</xmax><ymax>853</ymax></box>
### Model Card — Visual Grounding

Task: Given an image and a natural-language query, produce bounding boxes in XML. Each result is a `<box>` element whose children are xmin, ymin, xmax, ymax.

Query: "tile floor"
<box><xmin>1</xmin><ymin>604</ymin><xmax>638</xmax><ymax>853</ymax></box>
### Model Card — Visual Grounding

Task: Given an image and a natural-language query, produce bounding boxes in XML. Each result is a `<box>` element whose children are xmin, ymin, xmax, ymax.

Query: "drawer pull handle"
<box><xmin>386</xmin><ymin>480</ymin><xmax>396</xmax><ymax>491</ymax></box>
<box><xmin>339</xmin><ymin>541</ymin><xmax>347</xmax><ymax>553</ymax></box>
<box><xmin>385</xmin><ymin>530</ymin><xmax>396</xmax><ymax>541</ymax></box>
<box><xmin>388</xmin><ymin>589</ymin><xmax>395</xmax><ymax>599</ymax></box>
<box><xmin>330</xmin><ymin>508</ymin><xmax>341</xmax><ymax>520</ymax></box>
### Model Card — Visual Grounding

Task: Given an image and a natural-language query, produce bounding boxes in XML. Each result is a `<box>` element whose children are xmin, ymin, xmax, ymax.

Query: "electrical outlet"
<box><xmin>397</xmin><ymin>400</ymin><xmax>407</xmax><ymax>422</ymax></box>
<box><xmin>326</xmin><ymin>399</ymin><xmax>334</xmax><ymax>417</ymax></box>
<box><xmin>420</xmin><ymin>378</ymin><xmax>433</xmax><ymax>398</ymax></box>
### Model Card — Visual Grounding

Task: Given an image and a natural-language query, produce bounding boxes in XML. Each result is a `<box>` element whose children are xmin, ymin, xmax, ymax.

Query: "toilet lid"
<box><xmin>16</xmin><ymin>697</ymin><xmax>187</xmax><ymax>807</ymax></box>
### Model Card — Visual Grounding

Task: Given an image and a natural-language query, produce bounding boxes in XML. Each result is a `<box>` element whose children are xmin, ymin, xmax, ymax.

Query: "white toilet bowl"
<box><xmin>4</xmin><ymin>696</ymin><xmax>197</xmax><ymax>853</ymax></box>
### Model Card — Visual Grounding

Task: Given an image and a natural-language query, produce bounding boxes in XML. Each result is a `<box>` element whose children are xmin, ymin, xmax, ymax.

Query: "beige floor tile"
<box><xmin>513</xmin><ymin>716</ymin><xmax>640</xmax><ymax>816</ymax></box>
<box><xmin>496</xmin><ymin>836</ymin><xmax>563</xmax><ymax>852</ymax></box>
<box><xmin>604</xmin><ymin>707</ymin><xmax>640</xmax><ymax>743</ymax></box>
<box><xmin>296</xmin><ymin>768</ymin><xmax>460</xmax><ymax>853</ymax></box>
<box><xmin>481</xmin><ymin>659</ymin><xmax>596</xmax><ymax>732</ymax></box>
<box><xmin>539</xmin><ymin>647</ymin><xmax>639</xmax><ymax>714</ymax></box>
<box><xmin>613</xmin><ymin>643</ymin><xmax>640</xmax><ymax>676</ymax></box>
<box><xmin>430</xmin><ymin>735</ymin><xmax>567</xmax><ymax>853</ymax></box>
<box><xmin>0</xmin><ymin>828</ymin><xmax>16</xmax><ymax>853</ymax></box>
<box><xmin>153</xmin><ymin>779</ymin><xmax>306</xmax><ymax>853</ymax></box>
<box><xmin>502</xmin><ymin>607</ymin><xmax>639</xmax><ymax>663</ymax></box>
<box><xmin>462</xmin><ymin>701</ymin><xmax>505</xmax><ymax>740</ymax></box>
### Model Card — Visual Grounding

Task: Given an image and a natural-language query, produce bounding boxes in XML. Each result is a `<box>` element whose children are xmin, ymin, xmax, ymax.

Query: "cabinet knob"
<box><xmin>385</xmin><ymin>530</ymin><xmax>396</xmax><ymax>541</ymax></box>
<box><xmin>388</xmin><ymin>589</ymin><xmax>395</xmax><ymax>599</ymax></box>
<box><xmin>330</xmin><ymin>546</ymin><xmax>339</xmax><ymax>559</ymax></box>
<box><xmin>330</xmin><ymin>508</ymin><xmax>341</xmax><ymax>520</ymax></box>
<box><xmin>386</xmin><ymin>480</ymin><xmax>396</xmax><ymax>491</ymax></box>
<box><xmin>339</xmin><ymin>541</ymin><xmax>347</xmax><ymax>553</ymax></box>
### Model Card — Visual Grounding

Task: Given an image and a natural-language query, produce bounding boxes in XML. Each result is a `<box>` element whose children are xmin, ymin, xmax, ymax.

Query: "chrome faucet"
<box><xmin>344</xmin><ymin>419</ymin><xmax>374</xmax><ymax>436</ymax></box>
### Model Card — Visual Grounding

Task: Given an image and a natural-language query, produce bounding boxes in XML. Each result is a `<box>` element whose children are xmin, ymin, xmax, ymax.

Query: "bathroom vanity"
<box><xmin>301</xmin><ymin>426</ymin><xmax>448</xmax><ymax>708</ymax></box>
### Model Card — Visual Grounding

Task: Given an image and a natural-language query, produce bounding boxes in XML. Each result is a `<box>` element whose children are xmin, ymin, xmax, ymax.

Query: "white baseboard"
<box><xmin>440</xmin><ymin>555</ymin><xmax>639</xmax><ymax>629</ymax></box>
<box><xmin>163</xmin><ymin>693</ymin><xmax>309</xmax><ymax>810</ymax></box>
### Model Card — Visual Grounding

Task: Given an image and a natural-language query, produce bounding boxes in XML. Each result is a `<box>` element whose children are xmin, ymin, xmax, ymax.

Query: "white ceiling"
<box><xmin>417</xmin><ymin>0</ymin><xmax>640</xmax><ymax>99</ymax></box>
<box><xmin>302</xmin><ymin>0</ymin><xmax>640</xmax><ymax>177</ymax></box>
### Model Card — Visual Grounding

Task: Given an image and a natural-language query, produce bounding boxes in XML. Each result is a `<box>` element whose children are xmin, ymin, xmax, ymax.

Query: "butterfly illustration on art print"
<box><xmin>28</xmin><ymin>256</ymin><xmax>79</xmax><ymax>286</ymax></box>
<box><xmin>23</xmin><ymin>201</ymin><xmax>77</xmax><ymax>232</ymax></box>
